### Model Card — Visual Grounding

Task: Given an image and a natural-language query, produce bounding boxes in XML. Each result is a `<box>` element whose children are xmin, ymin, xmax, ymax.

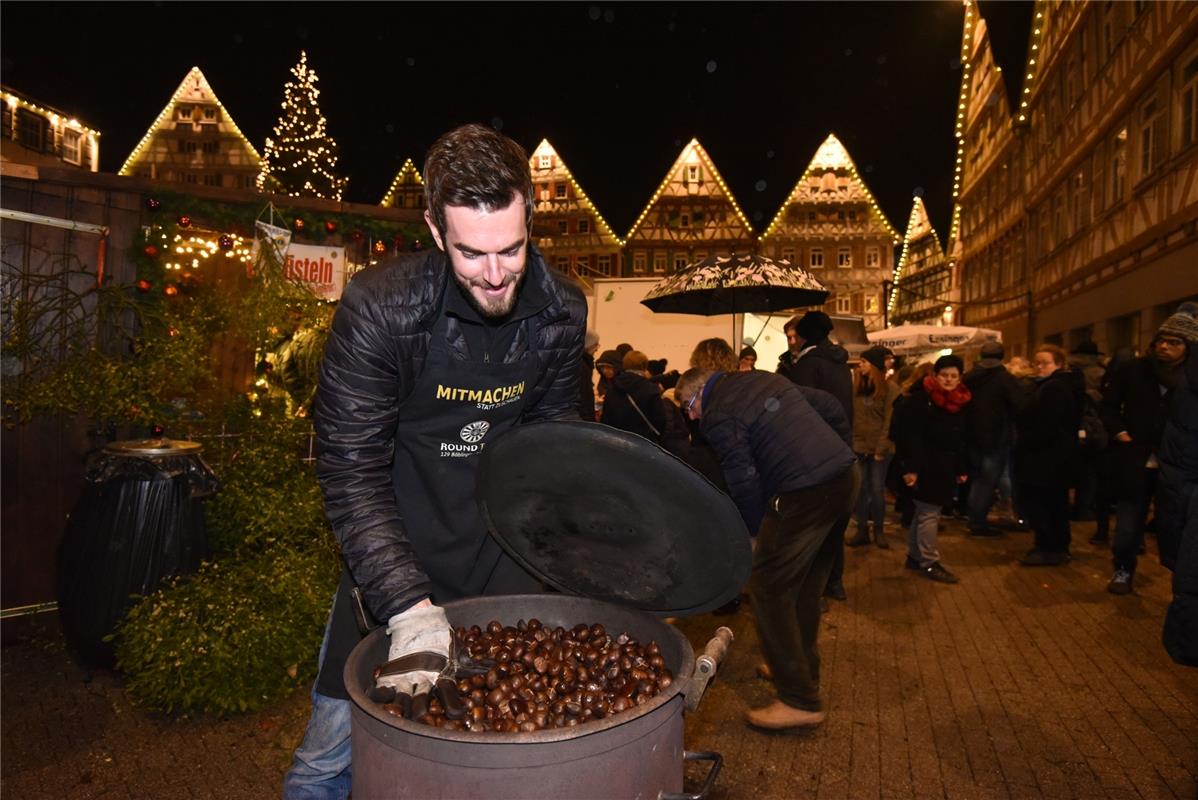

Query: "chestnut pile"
<box><xmin>372</xmin><ymin>618</ymin><xmax>674</xmax><ymax>733</ymax></box>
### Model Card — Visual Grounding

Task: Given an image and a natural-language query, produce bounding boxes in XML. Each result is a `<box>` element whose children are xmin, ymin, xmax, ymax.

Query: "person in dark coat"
<box><xmin>1015</xmin><ymin>344</ymin><xmax>1081</xmax><ymax>567</ymax></box>
<box><xmin>1091</xmin><ymin>347</ymin><xmax>1135</xmax><ymax>545</ymax></box>
<box><xmin>893</xmin><ymin>354</ymin><xmax>971</xmax><ymax>583</ymax></box>
<box><xmin>776</xmin><ymin>311</ymin><xmax>854</xmax><ymax>601</ymax></box>
<box><xmin>578</xmin><ymin>329</ymin><xmax>600</xmax><ymax>420</ymax></box>
<box><xmin>1099</xmin><ymin>314</ymin><xmax>1193</xmax><ymax>593</ymax></box>
<box><xmin>594</xmin><ymin>348</ymin><xmax>622</xmax><ymax>400</ymax></box>
<box><xmin>675</xmin><ymin>367</ymin><xmax>858</xmax><ymax>730</ymax></box>
<box><xmin>1160</xmin><ymin>304</ymin><xmax>1198</xmax><ymax>665</ymax></box>
<box><xmin>599</xmin><ymin>350</ymin><xmax>668</xmax><ymax>443</ymax></box>
<box><xmin>1068</xmin><ymin>341</ymin><xmax>1107</xmax><ymax>522</ymax></box>
<box><xmin>963</xmin><ymin>342</ymin><xmax>1028</xmax><ymax>536</ymax></box>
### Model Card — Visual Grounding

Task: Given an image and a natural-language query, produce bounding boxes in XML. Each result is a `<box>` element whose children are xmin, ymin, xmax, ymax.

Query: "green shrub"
<box><xmin>113</xmin><ymin>539</ymin><xmax>339</xmax><ymax>715</ymax></box>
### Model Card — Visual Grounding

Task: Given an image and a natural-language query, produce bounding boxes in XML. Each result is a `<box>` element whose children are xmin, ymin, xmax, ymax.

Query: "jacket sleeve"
<box><xmin>703</xmin><ymin>412</ymin><xmax>765</xmax><ymax>532</ymax></box>
<box><xmin>1100</xmin><ymin>362</ymin><xmax>1132</xmax><ymax>438</ymax></box>
<box><xmin>876</xmin><ymin>383</ymin><xmax>899</xmax><ymax>455</ymax></box>
<box><xmin>313</xmin><ymin>281</ymin><xmax>432</xmax><ymax>621</ymax></box>
<box><xmin>523</xmin><ymin>285</ymin><xmax>586</xmax><ymax>423</ymax></box>
<box><xmin>898</xmin><ymin>396</ymin><xmax>931</xmax><ymax>476</ymax></box>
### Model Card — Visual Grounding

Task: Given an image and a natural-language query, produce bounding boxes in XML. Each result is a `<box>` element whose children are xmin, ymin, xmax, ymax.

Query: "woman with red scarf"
<box><xmin>893</xmin><ymin>354</ymin><xmax>972</xmax><ymax>583</ymax></box>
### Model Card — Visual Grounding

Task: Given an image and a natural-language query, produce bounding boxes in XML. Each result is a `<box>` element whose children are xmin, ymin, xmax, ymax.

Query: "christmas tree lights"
<box><xmin>256</xmin><ymin>52</ymin><xmax>348</xmax><ymax>201</ymax></box>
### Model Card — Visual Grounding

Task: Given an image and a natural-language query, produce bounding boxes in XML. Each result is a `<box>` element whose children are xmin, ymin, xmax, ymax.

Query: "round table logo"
<box><xmin>460</xmin><ymin>420</ymin><xmax>490</xmax><ymax>443</ymax></box>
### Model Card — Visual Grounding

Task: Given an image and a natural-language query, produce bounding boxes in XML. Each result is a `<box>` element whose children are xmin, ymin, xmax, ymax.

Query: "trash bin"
<box><xmin>57</xmin><ymin>437</ymin><xmax>219</xmax><ymax>668</ymax></box>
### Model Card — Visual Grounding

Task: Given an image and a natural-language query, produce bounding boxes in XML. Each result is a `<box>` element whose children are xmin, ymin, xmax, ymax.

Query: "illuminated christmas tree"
<box><xmin>256</xmin><ymin>52</ymin><xmax>348</xmax><ymax>200</ymax></box>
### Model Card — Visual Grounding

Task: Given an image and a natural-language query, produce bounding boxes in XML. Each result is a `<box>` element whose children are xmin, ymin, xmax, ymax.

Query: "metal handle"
<box><xmin>685</xmin><ymin>626</ymin><xmax>734</xmax><ymax>712</ymax></box>
<box><xmin>659</xmin><ymin>750</ymin><xmax>723</xmax><ymax>800</ymax></box>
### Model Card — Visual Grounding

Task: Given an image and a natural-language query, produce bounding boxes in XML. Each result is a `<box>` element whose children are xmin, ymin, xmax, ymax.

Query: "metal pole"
<box><xmin>0</xmin><ymin>207</ymin><xmax>109</xmax><ymax>236</ymax></box>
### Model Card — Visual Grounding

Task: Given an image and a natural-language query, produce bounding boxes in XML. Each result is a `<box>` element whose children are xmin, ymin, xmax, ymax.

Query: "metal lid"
<box><xmin>104</xmin><ymin>437</ymin><xmax>203</xmax><ymax>457</ymax></box>
<box><xmin>476</xmin><ymin>421</ymin><xmax>751</xmax><ymax>617</ymax></box>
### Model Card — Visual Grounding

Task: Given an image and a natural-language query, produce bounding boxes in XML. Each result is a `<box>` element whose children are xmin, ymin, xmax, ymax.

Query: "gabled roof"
<box><xmin>761</xmin><ymin>133</ymin><xmax>900</xmax><ymax>243</ymax></box>
<box><xmin>379</xmin><ymin>158</ymin><xmax>423</xmax><ymax>207</ymax></box>
<box><xmin>895</xmin><ymin>197</ymin><xmax>944</xmax><ymax>280</ymax></box>
<box><xmin>119</xmin><ymin>66</ymin><xmax>261</xmax><ymax>176</ymax></box>
<box><xmin>530</xmin><ymin>139</ymin><xmax>622</xmax><ymax>244</ymax></box>
<box><xmin>623</xmin><ymin>138</ymin><xmax>753</xmax><ymax>242</ymax></box>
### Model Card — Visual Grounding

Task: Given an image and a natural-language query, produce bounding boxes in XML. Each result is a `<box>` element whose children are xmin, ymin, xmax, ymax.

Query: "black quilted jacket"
<box><xmin>313</xmin><ymin>246</ymin><xmax>587</xmax><ymax>621</ymax></box>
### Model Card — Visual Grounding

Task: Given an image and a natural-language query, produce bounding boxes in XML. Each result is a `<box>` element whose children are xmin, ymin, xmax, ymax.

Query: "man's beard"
<box><xmin>454</xmin><ymin>263</ymin><xmax>527</xmax><ymax>320</ymax></box>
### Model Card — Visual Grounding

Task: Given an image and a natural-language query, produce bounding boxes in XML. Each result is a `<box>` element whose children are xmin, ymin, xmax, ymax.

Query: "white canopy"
<box><xmin>867</xmin><ymin>324</ymin><xmax>1001</xmax><ymax>356</ymax></box>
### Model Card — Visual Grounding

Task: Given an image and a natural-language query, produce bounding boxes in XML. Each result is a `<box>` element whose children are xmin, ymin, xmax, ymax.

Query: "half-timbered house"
<box><xmin>891</xmin><ymin>197</ymin><xmax>953</xmax><ymax>327</ymax></box>
<box><xmin>622</xmin><ymin>139</ymin><xmax>754</xmax><ymax>279</ymax></box>
<box><xmin>1</xmin><ymin>86</ymin><xmax>100</xmax><ymax>172</ymax></box>
<box><xmin>379</xmin><ymin>158</ymin><xmax>425</xmax><ymax>211</ymax></box>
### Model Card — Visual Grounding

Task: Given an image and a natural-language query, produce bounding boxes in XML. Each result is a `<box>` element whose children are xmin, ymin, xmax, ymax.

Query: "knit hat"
<box><xmin>933</xmin><ymin>354</ymin><xmax>965</xmax><ymax>373</ymax></box>
<box><xmin>1157</xmin><ymin>312</ymin><xmax>1198</xmax><ymax>344</ymax></box>
<box><xmin>977</xmin><ymin>341</ymin><xmax>1005</xmax><ymax>368</ymax></box>
<box><xmin>739</xmin><ymin>346</ymin><xmax>757</xmax><ymax>360</ymax></box>
<box><xmin>794</xmin><ymin>311</ymin><xmax>834</xmax><ymax>343</ymax></box>
<box><xmin>860</xmin><ymin>346</ymin><xmax>891</xmax><ymax>372</ymax></box>
<box><xmin>646</xmin><ymin>358</ymin><xmax>668</xmax><ymax>376</ymax></box>
<box><xmin>596</xmin><ymin>350</ymin><xmax>623</xmax><ymax>370</ymax></box>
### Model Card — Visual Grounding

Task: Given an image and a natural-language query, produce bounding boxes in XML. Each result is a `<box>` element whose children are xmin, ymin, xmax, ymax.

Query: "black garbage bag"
<box><xmin>57</xmin><ymin>439</ymin><xmax>219</xmax><ymax>668</ymax></box>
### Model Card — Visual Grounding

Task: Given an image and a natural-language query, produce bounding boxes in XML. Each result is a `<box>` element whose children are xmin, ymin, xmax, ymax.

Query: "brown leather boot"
<box><xmin>746</xmin><ymin>701</ymin><xmax>826</xmax><ymax>730</ymax></box>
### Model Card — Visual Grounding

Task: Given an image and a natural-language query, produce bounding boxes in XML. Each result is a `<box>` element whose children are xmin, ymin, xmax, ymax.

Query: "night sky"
<box><xmin>1</xmin><ymin>2</ymin><xmax>1032</xmax><ymax>240</ymax></box>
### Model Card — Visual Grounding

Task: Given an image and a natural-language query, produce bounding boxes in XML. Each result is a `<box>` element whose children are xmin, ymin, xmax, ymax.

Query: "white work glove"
<box><xmin>376</xmin><ymin>603</ymin><xmax>452</xmax><ymax>696</ymax></box>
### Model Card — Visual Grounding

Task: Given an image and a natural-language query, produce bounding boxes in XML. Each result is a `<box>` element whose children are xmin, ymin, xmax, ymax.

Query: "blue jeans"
<box><xmin>854</xmin><ymin>453</ymin><xmax>892</xmax><ymax>536</ymax></box>
<box><xmin>282</xmin><ymin>612</ymin><xmax>352</xmax><ymax>800</ymax></box>
<box><xmin>967</xmin><ymin>447</ymin><xmax>1008</xmax><ymax>529</ymax></box>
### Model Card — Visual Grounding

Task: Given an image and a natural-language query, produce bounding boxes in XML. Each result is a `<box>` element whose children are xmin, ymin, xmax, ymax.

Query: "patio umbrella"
<box><xmin>867</xmin><ymin>324</ymin><xmax>1001</xmax><ymax>356</ymax></box>
<box><xmin>640</xmin><ymin>253</ymin><xmax>829</xmax><ymax>316</ymax></box>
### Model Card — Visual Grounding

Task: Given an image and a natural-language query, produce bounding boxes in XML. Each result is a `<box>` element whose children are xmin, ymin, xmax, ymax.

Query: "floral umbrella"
<box><xmin>640</xmin><ymin>252</ymin><xmax>828</xmax><ymax>316</ymax></box>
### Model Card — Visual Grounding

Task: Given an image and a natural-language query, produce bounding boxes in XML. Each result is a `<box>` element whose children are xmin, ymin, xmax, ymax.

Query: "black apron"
<box><xmin>315</xmin><ymin>311</ymin><xmax>542</xmax><ymax>698</ymax></box>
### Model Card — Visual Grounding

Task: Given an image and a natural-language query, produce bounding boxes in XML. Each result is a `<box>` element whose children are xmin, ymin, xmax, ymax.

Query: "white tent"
<box><xmin>867</xmin><ymin>324</ymin><xmax>1001</xmax><ymax>356</ymax></box>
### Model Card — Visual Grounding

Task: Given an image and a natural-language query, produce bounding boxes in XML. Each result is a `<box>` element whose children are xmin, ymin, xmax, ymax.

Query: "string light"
<box><xmin>147</xmin><ymin>225</ymin><xmax>254</xmax><ymax>271</ymax></box>
<box><xmin>4</xmin><ymin>90</ymin><xmax>100</xmax><ymax>170</ymax></box>
<box><xmin>888</xmin><ymin>196</ymin><xmax>946</xmax><ymax>319</ymax></box>
<box><xmin>761</xmin><ymin>133</ymin><xmax>901</xmax><ymax>244</ymax></box>
<box><xmin>256</xmin><ymin>51</ymin><xmax>348</xmax><ymax>201</ymax></box>
<box><xmin>624</xmin><ymin>138</ymin><xmax>754</xmax><ymax>243</ymax></box>
<box><xmin>1017</xmin><ymin>5</ymin><xmax>1046</xmax><ymax>124</ymax></box>
<box><xmin>946</xmin><ymin>0</ymin><xmax>977</xmax><ymax>251</ymax></box>
<box><xmin>379</xmin><ymin>157</ymin><xmax>424</xmax><ymax>208</ymax></box>
<box><xmin>530</xmin><ymin>139</ymin><xmax>624</xmax><ymax>246</ymax></box>
<box><xmin>119</xmin><ymin>67</ymin><xmax>261</xmax><ymax>177</ymax></box>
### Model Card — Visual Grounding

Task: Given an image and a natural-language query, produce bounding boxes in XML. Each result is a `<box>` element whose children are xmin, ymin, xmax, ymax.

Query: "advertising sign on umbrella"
<box><xmin>867</xmin><ymin>324</ymin><xmax>1001</xmax><ymax>356</ymax></box>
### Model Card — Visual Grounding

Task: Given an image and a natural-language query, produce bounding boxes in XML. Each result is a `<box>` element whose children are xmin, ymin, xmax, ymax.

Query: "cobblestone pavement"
<box><xmin>3</xmin><ymin>516</ymin><xmax>1196</xmax><ymax>799</ymax></box>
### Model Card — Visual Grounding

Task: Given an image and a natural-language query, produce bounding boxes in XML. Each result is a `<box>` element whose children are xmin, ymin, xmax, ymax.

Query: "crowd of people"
<box><xmin>284</xmin><ymin>123</ymin><xmax>1194</xmax><ymax>796</ymax></box>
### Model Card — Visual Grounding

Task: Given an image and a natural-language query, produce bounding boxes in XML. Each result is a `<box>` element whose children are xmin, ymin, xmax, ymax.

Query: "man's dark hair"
<box><xmin>423</xmin><ymin>124</ymin><xmax>534</xmax><ymax>237</ymax></box>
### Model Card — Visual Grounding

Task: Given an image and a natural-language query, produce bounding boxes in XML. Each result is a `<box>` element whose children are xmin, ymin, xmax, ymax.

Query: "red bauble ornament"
<box><xmin>143</xmin><ymin>244</ymin><xmax>159</xmax><ymax>258</ymax></box>
<box><xmin>351</xmin><ymin>230</ymin><xmax>364</xmax><ymax>243</ymax></box>
<box><xmin>177</xmin><ymin>215</ymin><xmax>191</xmax><ymax>228</ymax></box>
<box><xmin>293</xmin><ymin>218</ymin><xmax>306</xmax><ymax>231</ymax></box>
<box><xmin>324</xmin><ymin>220</ymin><xmax>338</xmax><ymax>234</ymax></box>
<box><xmin>136</xmin><ymin>279</ymin><xmax>152</xmax><ymax>293</ymax></box>
<box><xmin>145</xmin><ymin>197</ymin><xmax>161</xmax><ymax>212</ymax></box>
<box><xmin>164</xmin><ymin>284</ymin><xmax>179</xmax><ymax>297</ymax></box>
<box><xmin>218</xmin><ymin>234</ymin><xmax>234</xmax><ymax>251</ymax></box>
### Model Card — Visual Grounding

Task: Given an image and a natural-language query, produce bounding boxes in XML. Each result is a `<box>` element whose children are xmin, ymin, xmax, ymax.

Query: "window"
<box><xmin>680</xmin><ymin>213</ymin><xmax>690</xmax><ymax>228</ymax></box>
<box><xmin>807</xmin><ymin>211</ymin><xmax>817</xmax><ymax>222</ymax></box>
<box><xmin>1138</xmin><ymin>93</ymin><xmax>1166</xmax><ymax>177</ymax></box>
<box><xmin>243</xmin><ymin>175</ymin><xmax>256</xmax><ymax>189</ymax></box>
<box><xmin>576</xmin><ymin>256</ymin><xmax>590</xmax><ymax>274</ymax></box>
<box><xmin>781</xmin><ymin>247</ymin><xmax>795</xmax><ymax>263</ymax></box>
<box><xmin>1071</xmin><ymin>170</ymin><xmax>1088</xmax><ymax>230</ymax></box>
<box><xmin>538</xmin><ymin>154</ymin><xmax>551</xmax><ymax>169</ymax></box>
<box><xmin>837</xmin><ymin>248</ymin><xmax>852</xmax><ymax>268</ymax></box>
<box><xmin>17</xmin><ymin>109</ymin><xmax>45</xmax><ymax>150</ymax></box>
<box><xmin>653</xmin><ymin>252</ymin><xmax>667</xmax><ymax>273</ymax></box>
<box><xmin>203</xmin><ymin>174</ymin><xmax>221</xmax><ymax>186</ymax></box>
<box><xmin>1110</xmin><ymin>127</ymin><xmax>1127</xmax><ymax>203</ymax></box>
<box><xmin>809</xmin><ymin>248</ymin><xmax>824</xmax><ymax>268</ymax></box>
<box><xmin>175</xmin><ymin>104</ymin><xmax>192</xmax><ymax>120</ymax></box>
<box><xmin>201</xmin><ymin>141</ymin><xmax>219</xmax><ymax>154</ymax></box>
<box><xmin>61</xmin><ymin>129</ymin><xmax>81</xmax><ymax>164</ymax></box>
<box><xmin>539</xmin><ymin>184</ymin><xmax>550</xmax><ymax>201</ymax></box>
<box><xmin>556</xmin><ymin>256</ymin><xmax>570</xmax><ymax>273</ymax></box>
<box><xmin>633</xmin><ymin>253</ymin><xmax>647</xmax><ymax>273</ymax></box>
<box><xmin>1182</xmin><ymin>55</ymin><xmax>1198</xmax><ymax>149</ymax></box>
<box><xmin>687</xmin><ymin>165</ymin><xmax>699</xmax><ymax>182</ymax></box>
<box><xmin>202</xmin><ymin>106</ymin><xmax>217</xmax><ymax>120</ymax></box>
<box><xmin>597</xmin><ymin>255</ymin><xmax>611</xmax><ymax>275</ymax></box>
<box><xmin>1052</xmin><ymin>189</ymin><xmax>1067</xmax><ymax>243</ymax></box>
<box><xmin>673</xmin><ymin>255</ymin><xmax>689</xmax><ymax>272</ymax></box>
<box><xmin>1102</xmin><ymin>2</ymin><xmax>1121</xmax><ymax>60</ymax></box>
<box><xmin>837</xmin><ymin>210</ymin><xmax>846</xmax><ymax>222</ymax></box>
<box><xmin>866</xmin><ymin>247</ymin><xmax>880</xmax><ymax>268</ymax></box>
<box><xmin>865</xmin><ymin>294</ymin><xmax>879</xmax><ymax>314</ymax></box>
<box><xmin>555</xmin><ymin>183</ymin><xmax>567</xmax><ymax>199</ymax></box>
<box><xmin>558</xmin><ymin>220</ymin><xmax>569</xmax><ymax>235</ymax></box>
<box><xmin>835</xmin><ymin>296</ymin><xmax>852</xmax><ymax>314</ymax></box>
<box><xmin>178</xmin><ymin>140</ymin><xmax>198</xmax><ymax>154</ymax></box>
<box><xmin>577</xmin><ymin>218</ymin><xmax>590</xmax><ymax>234</ymax></box>
<box><xmin>184</xmin><ymin>173</ymin><xmax>198</xmax><ymax>184</ymax></box>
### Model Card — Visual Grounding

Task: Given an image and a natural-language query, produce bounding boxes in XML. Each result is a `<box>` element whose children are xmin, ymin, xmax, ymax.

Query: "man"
<box><xmin>1068</xmin><ymin>341</ymin><xmax>1107</xmax><ymax>525</ymax></box>
<box><xmin>963</xmin><ymin>342</ymin><xmax>1027</xmax><ymax>537</ymax></box>
<box><xmin>1100</xmin><ymin>314</ymin><xmax>1193</xmax><ymax>595</ymax></box>
<box><xmin>777</xmin><ymin>310</ymin><xmax>854</xmax><ymax>601</ymax></box>
<box><xmin>283</xmin><ymin>124</ymin><xmax>586</xmax><ymax>799</ymax></box>
<box><xmin>675</xmin><ymin>367</ymin><xmax>858</xmax><ymax>730</ymax></box>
